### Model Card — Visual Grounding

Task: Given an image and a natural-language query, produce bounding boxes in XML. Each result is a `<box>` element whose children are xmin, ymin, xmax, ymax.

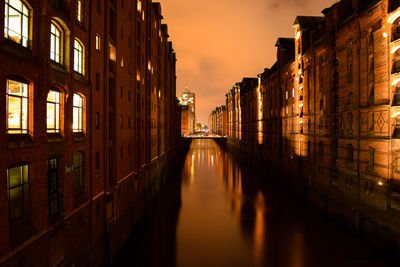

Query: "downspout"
<box><xmin>357</xmin><ymin>15</ymin><xmax>361</xmax><ymax>223</ymax></box>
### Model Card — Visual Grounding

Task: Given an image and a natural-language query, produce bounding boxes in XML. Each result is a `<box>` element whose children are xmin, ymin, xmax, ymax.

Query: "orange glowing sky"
<box><xmin>160</xmin><ymin>0</ymin><xmax>338</xmax><ymax>124</ymax></box>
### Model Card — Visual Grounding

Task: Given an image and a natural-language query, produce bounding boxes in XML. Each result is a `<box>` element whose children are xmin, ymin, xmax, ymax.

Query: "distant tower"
<box><xmin>179</xmin><ymin>88</ymin><xmax>196</xmax><ymax>131</ymax></box>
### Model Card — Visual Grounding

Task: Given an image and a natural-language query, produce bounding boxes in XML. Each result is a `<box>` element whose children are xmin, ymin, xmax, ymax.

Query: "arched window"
<box><xmin>395</xmin><ymin>82</ymin><xmax>400</xmax><ymax>106</ymax></box>
<box><xmin>393</xmin><ymin>48</ymin><xmax>400</xmax><ymax>74</ymax></box>
<box><xmin>50</xmin><ymin>22</ymin><xmax>62</xmax><ymax>63</ymax></box>
<box><xmin>4</xmin><ymin>0</ymin><xmax>30</xmax><ymax>47</ymax></box>
<box><xmin>47</xmin><ymin>90</ymin><xmax>61</xmax><ymax>133</ymax></box>
<box><xmin>393</xmin><ymin>16</ymin><xmax>400</xmax><ymax>41</ymax></box>
<box><xmin>73</xmin><ymin>94</ymin><xmax>84</xmax><ymax>132</ymax></box>
<box><xmin>74</xmin><ymin>39</ymin><xmax>84</xmax><ymax>74</ymax></box>
<box><xmin>394</xmin><ymin>117</ymin><xmax>400</xmax><ymax>137</ymax></box>
<box><xmin>6</xmin><ymin>78</ymin><xmax>29</xmax><ymax>134</ymax></box>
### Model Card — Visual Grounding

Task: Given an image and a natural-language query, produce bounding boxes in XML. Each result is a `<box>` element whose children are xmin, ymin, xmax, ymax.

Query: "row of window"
<box><xmin>7</xmin><ymin>153</ymin><xmax>84</xmax><ymax>224</ymax></box>
<box><xmin>7</xmin><ymin>79</ymin><xmax>84</xmax><ymax>134</ymax></box>
<box><xmin>4</xmin><ymin>0</ymin><xmax>85</xmax><ymax>74</ymax></box>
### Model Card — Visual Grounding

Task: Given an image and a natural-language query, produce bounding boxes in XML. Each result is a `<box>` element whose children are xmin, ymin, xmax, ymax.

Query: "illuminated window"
<box><xmin>4</xmin><ymin>0</ymin><xmax>30</xmax><ymax>47</ymax></box>
<box><xmin>95</xmin><ymin>34</ymin><xmax>101</xmax><ymax>51</ymax></box>
<box><xmin>77</xmin><ymin>0</ymin><xmax>83</xmax><ymax>23</ymax></box>
<box><xmin>7</xmin><ymin>164</ymin><xmax>29</xmax><ymax>223</ymax></box>
<box><xmin>47</xmin><ymin>90</ymin><xmax>60</xmax><ymax>133</ymax></box>
<box><xmin>73</xmin><ymin>94</ymin><xmax>83</xmax><ymax>132</ymax></box>
<box><xmin>73</xmin><ymin>152</ymin><xmax>84</xmax><ymax>195</ymax></box>
<box><xmin>7</xmin><ymin>79</ymin><xmax>28</xmax><ymax>134</ymax></box>
<box><xmin>50</xmin><ymin>23</ymin><xmax>62</xmax><ymax>63</ymax></box>
<box><xmin>74</xmin><ymin>39</ymin><xmax>84</xmax><ymax>74</ymax></box>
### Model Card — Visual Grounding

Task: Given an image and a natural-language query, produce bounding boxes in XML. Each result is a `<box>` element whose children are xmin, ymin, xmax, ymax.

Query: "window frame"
<box><xmin>73</xmin><ymin>152</ymin><xmax>84</xmax><ymax>195</ymax></box>
<box><xmin>6</xmin><ymin>78</ymin><xmax>29</xmax><ymax>134</ymax></box>
<box><xmin>76</xmin><ymin>0</ymin><xmax>83</xmax><ymax>23</ymax></box>
<box><xmin>7</xmin><ymin>164</ymin><xmax>29</xmax><ymax>224</ymax></box>
<box><xmin>4</xmin><ymin>0</ymin><xmax>31</xmax><ymax>48</ymax></box>
<box><xmin>50</xmin><ymin>22</ymin><xmax>63</xmax><ymax>63</ymax></box>
<box><xmin>47</xmin><ymin>158</ymin><xmax>59</xmax><ymax>218</ymax></box>
<box><xmin>73</xmin><ymin>93</ymin><xmax>84</xmax><ymax>133</ymax></box>
<box><xmin>73</xmin><ymin>39</ymin><xmax>84</xmax><ymax>74</ymax></box>
<box><xmin>46</xmin><ymin>90</ymin><xmax>61</xmax><ymax>133</ymax></box>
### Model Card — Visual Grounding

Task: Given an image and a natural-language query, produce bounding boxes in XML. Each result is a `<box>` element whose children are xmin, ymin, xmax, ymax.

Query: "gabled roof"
<box><xmin>293</xmin><ymin>16</ymin><xmax>325</xmax><ymax>31</ymax></box>
<box><xmin>275</xmin><ymin>38</ymin><xmax>295</xmax><ymax>52</ymax></box>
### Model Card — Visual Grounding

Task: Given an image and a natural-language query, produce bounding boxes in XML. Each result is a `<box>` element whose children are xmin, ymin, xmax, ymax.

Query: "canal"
<box><xmin>115</xmin><ymin>139</ymin><xmax>394</xmax><ymax>267</ymax></box>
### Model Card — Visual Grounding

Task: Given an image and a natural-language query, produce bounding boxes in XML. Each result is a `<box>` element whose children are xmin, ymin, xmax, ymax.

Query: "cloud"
<box><xmin>162</xmin><ymin>0</ymin><xmax>338</xmax><ymax>123</ymax></box>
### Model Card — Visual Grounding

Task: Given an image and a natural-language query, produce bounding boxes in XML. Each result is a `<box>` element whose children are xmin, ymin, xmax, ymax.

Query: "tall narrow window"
<box><xmin>50</xmin><ymin>23</ymin><xmax>61</xmax><ymax>63</ymax></box>
<box><xmin>95</xmin><ymin>34</ymin><xmax>101</xmax><ymax>51</ymax></box>
<box><xmin>74</xmin><ymin>39</ymin><xmax>84</xmax><ymax>74</ymax></box>
<box><xmin>48</xmin><ymin>158</ymin><xmax>59</xmax><ymax>217</ymax></box>
<box><xmin>369</xmin><ymin>147</ymin><xmax>375</xmax><ymax>170</ymax></box>
<box><xmin>73</xmin><ymin>94</ymin><xmax>83</xmax><ymax>132</ymax></box>
<box><xmin>73</xmin><ymin>152</ymin><xmax>84</xmax><ymax>195</ymax></box>
<box><xmin>7</xmin><ymin>164</ymin><xmax>29</xmax><ymax>223</ymax></box>
<box><xmin>4</xmin><ymin>0</ymin><xmax>30</xmax><ymax>47</ymax></box>
<box><xmin>47</xmin><ymin>90</ymin><xmax>60</xmax><ymax>133</ymax></box>
<box><xmin>347</xmin><ymin>144</ymin><xmax>354</xmax><ymax>163</ymax></box>
<box><xmin>347</xmin><ymin>42</ymin><xmax>353</xmax><ymax>83</ymax></box>
<box><xmin>7</xmin><ymin>79</ymin><xmax>29</xmax><ymax>134</ymax></box>
<box><xmin>77</xmin><ymin>0</ymin><xmax>83</xmax><ymax>23</ymax></box>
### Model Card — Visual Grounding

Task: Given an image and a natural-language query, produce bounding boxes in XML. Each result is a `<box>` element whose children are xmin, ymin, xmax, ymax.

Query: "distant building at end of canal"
<box><xmin>226</xmin><ymin>0</ymin><xmax>400</xmax><ymax>250</ymax></box>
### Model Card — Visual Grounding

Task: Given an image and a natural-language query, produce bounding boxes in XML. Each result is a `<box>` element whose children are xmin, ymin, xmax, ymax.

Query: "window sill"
<box><xmin>7</xmin><ymin>134</ymin><xmax>34</xmax><ymax>150</ymax></box>
<box><xmin>73</xmin><ymin>132</ymin><xmax>87</xmax><ymax>142</ymax></box>
<box><xmin>50</xmin><ymin>62</ymin><xmax>68</xmax><ymax>73</ymax></box>
<box><xmin>47</xmin><ymin>133</ymin><xmax>64</xmax><ymax>143</ymax></box>
<box><xmin>73</xmin><ymin>72</ymin><xmax>89</xmax><ymax>84</ymax></box>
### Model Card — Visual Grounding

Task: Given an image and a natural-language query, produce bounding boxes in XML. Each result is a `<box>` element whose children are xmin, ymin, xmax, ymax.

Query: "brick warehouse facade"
<box><xmin>226</xmin><ymin>0</ymin><xmax>400</xmax><ymax>250</ymax></box>
<box><xmin>0</xmin><ymin>0</ymin><xmax>180</xmax><ymax>266</ymax></box>
<box><xmin>208</xmin><ymin>105</ymin><xmax>227</xmax><ymax>136</ymax></box>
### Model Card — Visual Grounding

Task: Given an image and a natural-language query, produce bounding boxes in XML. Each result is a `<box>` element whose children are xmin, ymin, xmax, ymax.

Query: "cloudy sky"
<box><xmin>159</xmin><ymin>0</ymin><xmax>338</xmax><ymax>124</ymax></box>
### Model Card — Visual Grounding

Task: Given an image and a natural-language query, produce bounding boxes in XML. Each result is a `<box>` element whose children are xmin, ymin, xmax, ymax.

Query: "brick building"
<box><xmin>208</xmin><ymin>105</ymin><xmax>227</xmax><ymax>136</ymax></box>
<box><xmin>226</xmin><ymin>0</ymin><xmax>400</xmax><ymax>247</ymax></box>
<box><xmin>0</xmin><ymin>0</ymin><xmax>179</xmax><ymax>265</ymax></box>
<box><xmin>180</xmin><ymin>105</ymin><xmax>194</xmax><ymax>137</ymax></box>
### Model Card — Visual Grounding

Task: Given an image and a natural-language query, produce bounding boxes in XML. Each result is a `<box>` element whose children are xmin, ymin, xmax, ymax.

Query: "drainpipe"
<box><xmin>357</xmin><ymin>15</ymin><xmax>361</xmax><ymax>225</ymax></box>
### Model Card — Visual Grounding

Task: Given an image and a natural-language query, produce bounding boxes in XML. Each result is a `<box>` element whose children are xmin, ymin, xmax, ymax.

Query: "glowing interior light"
<box><xmin>296</xmin><ymin>31</ymin><xmax>301</xmax><ymax>40</ymax></box>
<box><xmin>383</xmin><ymin>32</ymin><xmax>388</xmax><ymax>38</ymax></box>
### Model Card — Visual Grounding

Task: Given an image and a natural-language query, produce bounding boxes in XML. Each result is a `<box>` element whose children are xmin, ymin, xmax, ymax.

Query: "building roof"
<box><xmin>275</xmin><ymin>38</ymin><xmax>295</xmax><ymax>52</ymax></box>
<box><xmin>293</xmin><ymin>16</ymin><xmax>325</xmax><ymax>31</ymax></box>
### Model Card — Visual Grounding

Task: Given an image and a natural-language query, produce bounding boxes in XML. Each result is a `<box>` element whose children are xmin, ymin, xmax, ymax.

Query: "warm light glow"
<box><xmin>378</xmin><ymin>181</ymin><xmax>384</xmax><ymax>186</ymax></box>
<box><xmin>388</xmin><ymin>10</ymin><xmax>400</xmax><ymax>24</ymax></box>
<box><xmin>391</xmin><ymin>45</ymin><xmax>400</xmax><ymax>54</ymax></box>
<box><xmin>73</xmin><ymin>94</ymin><xmax>83</xmax><ymax>132</ymax></box>
<box><xmin>47</xmin><ymin>90</ymin><xmax>60</xmax><ymax>133</ymax></box>
<box><xmin>7</xmin><ymin>79</ymin><xmax>28</xmax><ymax>134</ymax></box>
<box><xmin>383</xmin><ymin>32</ymin><xmax>389</xmax><ymax>38</ymax></box>
<box><xmin>296</xmin><ymin>31</ymin><xmax>301</xmax><ymax>40</ymax></box>
<box><xmin>4</xmin><ymin>0</ymin><xmax>30</xmax><ymax>47</ymax></box>
<box><xmin>392</xmin><ymin>78</ymin><xmax>400</xmax><ymax>86</ymax></box>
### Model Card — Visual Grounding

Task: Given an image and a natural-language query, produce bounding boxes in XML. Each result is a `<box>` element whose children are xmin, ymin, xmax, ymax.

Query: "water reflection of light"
<box><xmin>253</xmin><ymin>191</ymin><xmax>266</xmax><ymax>265</ymax></box>
<box><xmin>290</xmin><ymin>231</ymin><xmax>305</xmax><ymax>267</ymax></box>
<box><xmin>211</xmin><ymin>155</ymin><xmax>214</xmax><ymax>166</ymax></box>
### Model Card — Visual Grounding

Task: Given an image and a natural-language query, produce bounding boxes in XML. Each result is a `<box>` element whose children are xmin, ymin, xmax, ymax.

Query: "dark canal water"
<box><xmin>115</xmin><ymin>139</ymin><xmax>394</xmax><ymax>267</ymax></box>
